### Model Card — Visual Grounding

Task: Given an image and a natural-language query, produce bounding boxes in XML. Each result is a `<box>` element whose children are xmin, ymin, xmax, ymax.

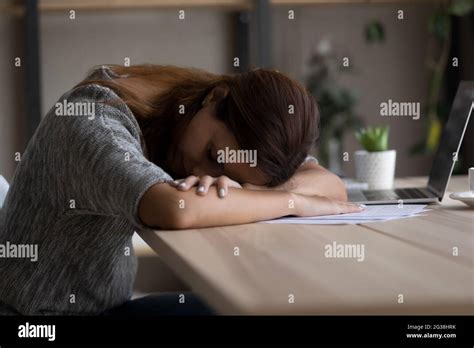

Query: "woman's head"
<box><xmin>79</xmin><ymin>65</ymin><xmax>319</xmax><ymax>186</ymax></box>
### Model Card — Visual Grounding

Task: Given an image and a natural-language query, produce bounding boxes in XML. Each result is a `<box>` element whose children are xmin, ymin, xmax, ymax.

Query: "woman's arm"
<box><xmin>244</xmin><ymin>162</ymin><xmax>348</xmax><ymax>201</ymax></box>
<box><xmin>138</xmin><ymin>182</ymin><xmax>361</xmax><ymax>230</ymax></box>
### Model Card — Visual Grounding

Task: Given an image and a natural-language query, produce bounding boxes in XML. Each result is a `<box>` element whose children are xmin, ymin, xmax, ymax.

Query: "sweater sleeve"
<box><xmin>54</xmin><ymin>87</ymin><xmax>173</xmax><ymax>230</ymax></box>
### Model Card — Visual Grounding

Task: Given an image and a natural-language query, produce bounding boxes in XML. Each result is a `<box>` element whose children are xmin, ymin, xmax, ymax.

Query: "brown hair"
<box><xmin>76</xmin><ymin>64</ymin><xmax>319</xmax><ymax>186</ymax></box>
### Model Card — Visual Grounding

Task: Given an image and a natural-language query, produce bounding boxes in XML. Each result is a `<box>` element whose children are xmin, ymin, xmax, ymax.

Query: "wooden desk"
<box><xmin>139</xmin><ymin>175</ymin><xmax>474</xmax><ymax>314</ymax></box>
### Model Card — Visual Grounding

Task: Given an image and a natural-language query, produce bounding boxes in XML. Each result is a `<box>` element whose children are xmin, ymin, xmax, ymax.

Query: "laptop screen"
<box><xmin>428</xmin><ymin>81</ymin><xmax>474</xmax><ymax>199</ymax></box>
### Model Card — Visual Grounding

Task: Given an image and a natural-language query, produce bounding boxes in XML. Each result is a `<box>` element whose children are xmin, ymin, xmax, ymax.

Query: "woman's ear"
<box><xmin>203</xmin><ymin>84</ymin><xmax>230</xmax><ymax>106</ymax></box>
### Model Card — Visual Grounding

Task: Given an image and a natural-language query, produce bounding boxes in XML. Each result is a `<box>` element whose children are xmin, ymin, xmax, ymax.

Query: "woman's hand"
<box><xmin>171</xmin><ymin>175</ymin><xmax>242</xmax><ymax>198</ymax></box>
<box><xmin>294</xmin><ymin>193</ymin><xmax>364</xmax><ymax>217</ymax></box>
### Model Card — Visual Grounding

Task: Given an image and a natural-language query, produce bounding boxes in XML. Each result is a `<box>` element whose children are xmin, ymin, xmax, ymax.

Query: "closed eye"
<box><xmin>207</xmin><ymin>143</ymin><xmax>215</xmax><ymax>162</ymax></box>
<box><xmin>208</xmin><ymin>143</ymin><xmax>224</xmax><ymax>169</ymax></box>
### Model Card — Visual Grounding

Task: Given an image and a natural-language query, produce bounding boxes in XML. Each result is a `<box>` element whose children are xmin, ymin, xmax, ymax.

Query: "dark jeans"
<box><xmin>102</xmin><ymin>292</ymin><xmax>215</xmax><ymax>317</ymax></box>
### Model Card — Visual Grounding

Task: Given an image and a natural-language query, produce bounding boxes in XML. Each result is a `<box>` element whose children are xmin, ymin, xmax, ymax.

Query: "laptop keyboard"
<box><xmin>363</xmin><ymin>190</ymin><xmax>399</xmax><ymax>200</ymax></box>
<box><xmin>395</xmin><ymin>188</ymin><xmax>435</xmax><ymax>199</ymax></box>
<box><xmin>362</xmin><ymin>188</ymin><xmax>436</xmax><ymax>201</ymax></box>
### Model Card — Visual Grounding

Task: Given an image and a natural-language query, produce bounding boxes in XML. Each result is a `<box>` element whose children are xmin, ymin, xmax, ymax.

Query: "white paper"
<box><xmin>259</xmin><ymin>204</ymin><xmax>428</xmax><ymax>225</ymax></box>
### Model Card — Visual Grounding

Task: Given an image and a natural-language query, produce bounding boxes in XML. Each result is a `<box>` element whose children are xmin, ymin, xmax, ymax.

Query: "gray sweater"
<box><xmin>0</xmin><ymin>66</ymin><xmax>173</xmax><ymax>315</ymax></box>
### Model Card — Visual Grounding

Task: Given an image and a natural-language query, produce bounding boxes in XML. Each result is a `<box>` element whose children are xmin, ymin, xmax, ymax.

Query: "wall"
<box><xmin>272</xmin><ymin>3</ymin><xmax>437</xmax><ymax>177</ymax></box>
<box><xmin>40</xmin><ymin>8</ymin><xmax>232</xmax><ymax>116</ymax></box>
<box><xmin>1</xmin><ymin>3</ymin><xmax>453</xmax><ymax>181</ymax></box>
<box><xmin>0</xmin><ymin>13</ymin><xmax>25</xmax><ymax>182</ymax></box>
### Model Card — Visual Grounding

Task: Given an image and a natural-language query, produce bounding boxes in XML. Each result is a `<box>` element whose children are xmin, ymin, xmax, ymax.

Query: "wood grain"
<box><xmin>139</xmin><ymin>176</ymin><xmax>474</xmax><ymax>314</ymax></box>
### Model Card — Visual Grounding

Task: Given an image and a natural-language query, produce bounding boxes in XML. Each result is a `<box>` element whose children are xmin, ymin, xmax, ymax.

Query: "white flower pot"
<box><xmin>354</xmin><ymin>150</ymin><xmax>396</xmax><ymax>190</ymax></box>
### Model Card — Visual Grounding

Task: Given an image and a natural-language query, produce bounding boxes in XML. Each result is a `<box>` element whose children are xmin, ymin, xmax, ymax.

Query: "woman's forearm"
<box><xmin>139</xmin><ymin>183</ymin><xmax>296</xmax><ymax>229</ymax></box>
<box><xmin>244</xmin><ymin>166</ymin><xmax>348</xmax><ymax>201</ymax></box>
<box><xmin>278</xmin><ymin>168</ymin><xmax>348</xmax><ymax>200</ymax></box>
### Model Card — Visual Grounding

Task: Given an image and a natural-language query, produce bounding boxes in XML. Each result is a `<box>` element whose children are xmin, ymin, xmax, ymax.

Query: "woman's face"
<box><xmin>167</xmin><ymin>102</ymin><xmax>267</xmax><ymax>185</ymax></box>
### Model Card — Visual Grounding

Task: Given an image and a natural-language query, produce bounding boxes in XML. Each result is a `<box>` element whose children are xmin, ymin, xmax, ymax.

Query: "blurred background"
<box><xmin>0</xmin><ymin>0</ymin><xmax>473</xmax><ymax>181</ymax></box>
<box><xmin>0</xmin><ymin>0</ymin><xmax>473</xmax><ymax>298</ymax></box>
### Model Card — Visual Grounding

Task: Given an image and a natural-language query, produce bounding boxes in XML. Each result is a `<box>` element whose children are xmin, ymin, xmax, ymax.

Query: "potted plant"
<box><xmin>305</xmin><ymin>39</ymin><xmax>362</xmax><ymax>176</ymax></box>
<box><xmin>354</xmin><ymin>125</ymin><xmax>396</xmax><ymax>190</ymax></box>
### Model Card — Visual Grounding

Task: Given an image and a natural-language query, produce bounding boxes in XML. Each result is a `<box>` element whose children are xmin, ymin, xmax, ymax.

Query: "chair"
<box><xmin>0</xmin><ymin>175</ymin><xmax>9</xmax><ymax>209</ymax></box>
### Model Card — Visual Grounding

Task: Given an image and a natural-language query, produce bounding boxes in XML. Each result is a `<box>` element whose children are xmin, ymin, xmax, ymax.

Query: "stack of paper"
<box><xmin>260</xmin><ymin>204</ymin><xmax>429</xmax><ymax>225</ymax></box>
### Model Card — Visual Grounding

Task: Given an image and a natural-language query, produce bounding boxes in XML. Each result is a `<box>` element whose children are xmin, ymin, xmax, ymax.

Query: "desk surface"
<box><xmin>140</xmin><ymin>176</ymin><xmax>474</xmax><ymax>314</ymax></box>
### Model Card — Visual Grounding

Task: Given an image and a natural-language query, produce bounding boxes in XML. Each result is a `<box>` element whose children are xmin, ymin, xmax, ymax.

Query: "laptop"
<box><xmin>349</xmin><ymin>81</ymin><xmax>474</xmax><ymax>204</ymax></box>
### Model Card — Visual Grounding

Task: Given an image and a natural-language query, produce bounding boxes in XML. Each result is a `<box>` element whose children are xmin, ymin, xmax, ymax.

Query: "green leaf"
<box><xmin>355</xmin><ymin>125</ymin><xmax>390</xmax><ymax>152</ymax></box>
<box><xmin>449</xmin><ymin>0</ymin><xmax>474</xmax><ymax>16</ymax></box>
<box><xmin>426</xmin><ymin>118</ymin><xmax>442</xmax><ymax>152</ymax></box>
<box><xmin>428</xmin><ymin>12</ymin><xmax>451</xmax><ymax>41</ymax></box>
<box><xmin>365</xmin><ymin>20</ymin><xmax>385</xmax><ymax>43</ymax></box>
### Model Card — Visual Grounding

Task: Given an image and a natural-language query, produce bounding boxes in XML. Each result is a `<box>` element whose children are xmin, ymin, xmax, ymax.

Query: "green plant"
<box><xmin>355</xmin><ymin>125</ymin><xmax>390</xmax><ymax>152</ymax></box>
<box><xmin>305</xmin><ymin>40</ymin><xmax>362</xmax><ymax>168</ymax></box>
<box><xmin>411</xmin><ymin>0</ymin><xmax>474</xmax><ymax>154</ymax></box>
<box><xmin>365</xmin><ymin>20</ymin><xmax>385</xmax><ymax>43</ymax></box>
<box><xmin>361</xmin><ymin>1</ymin><xmax>473</xmax><ymax>160</ymax></box>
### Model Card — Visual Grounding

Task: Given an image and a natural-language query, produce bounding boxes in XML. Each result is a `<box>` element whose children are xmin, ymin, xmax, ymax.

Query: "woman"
<box><xmin>0</xmin><ymin>64</ymin><xmax>362</xmax><ymax>316</ymax></box>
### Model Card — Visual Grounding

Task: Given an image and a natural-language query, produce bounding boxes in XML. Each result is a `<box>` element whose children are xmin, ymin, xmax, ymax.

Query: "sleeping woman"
<box><xmin>0</xmin><ymin>65</ymin><xmax>362</xmax><ymax>316</ymax></box>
